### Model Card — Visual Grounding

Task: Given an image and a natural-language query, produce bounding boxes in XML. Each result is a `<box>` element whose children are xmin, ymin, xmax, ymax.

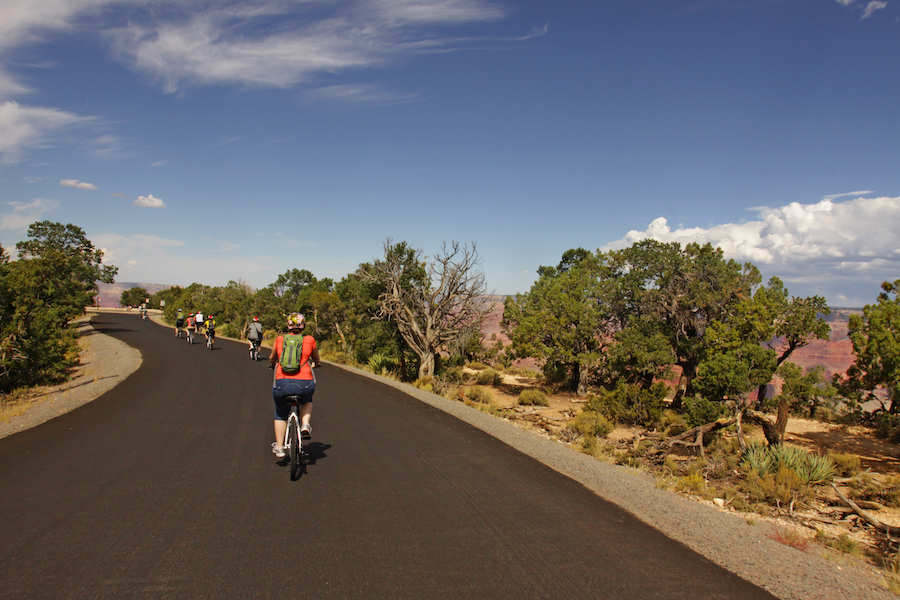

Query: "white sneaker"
<box><xmin>271</xmin><ymin>442</ymin><xmax>285</xmax><ymax>458</ymax></box>
<box><xmin>300</xmin><ymin>424</ymin><xmax>312</xmax><ymax>439</ymax></box>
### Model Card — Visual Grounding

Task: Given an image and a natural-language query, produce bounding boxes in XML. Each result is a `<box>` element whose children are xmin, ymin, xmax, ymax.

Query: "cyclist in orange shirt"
<box><xmin>268</xmin><ymin>313</ymin><xmax>320</xmax><ymax>457</ymax></box>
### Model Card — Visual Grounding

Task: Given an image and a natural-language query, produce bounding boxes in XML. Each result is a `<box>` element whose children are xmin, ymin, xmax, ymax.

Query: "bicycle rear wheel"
<box><xmin>288</xmin><ymin>419</ymin><xmax>300</xmax><ymax>480</ymax></box>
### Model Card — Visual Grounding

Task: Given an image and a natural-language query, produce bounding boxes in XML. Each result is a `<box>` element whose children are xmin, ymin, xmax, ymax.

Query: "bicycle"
<box><xmin>186</xmin><ymin>327</ymin><xmax>194</xmax><ymax>345</ymax></box>
<box><xmin>249</xmin><ymin>339</ymin><xmax>261</xmax><ymax>361</ymax></box>
<box><xmin>206</xmin><ymin>331</ymin><xmax>215</xmax><ymax>350</ymax></box>
<box><xmin>284</xmin><ymin>395</ymin><xmax>306</xmax><ymax>480</ymax></box>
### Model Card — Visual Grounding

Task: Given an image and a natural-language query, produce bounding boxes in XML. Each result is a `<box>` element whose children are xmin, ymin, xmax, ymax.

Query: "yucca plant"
<box><xmin>768</xmin><ymin>444</ymin><xmax>807</xmax><ymax>472</ymax></box>
<box><xmin>795</xmin><ymin>454</ymin><xmax>837</xmax><ymax>486</ymax></box>
<box><xmin>368</xmin><ymin>353</ymin><xmax>398</xmax><ymax>376</ymax></box>
<box><xmin>741</xmin><ymin>442</ymin><xmax>773</xmax><ymax>476</ymax></box>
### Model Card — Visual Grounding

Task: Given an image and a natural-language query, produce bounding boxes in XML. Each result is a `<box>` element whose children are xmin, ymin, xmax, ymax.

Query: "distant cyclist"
<box><xmin>247</xmin><ymin>316</ymin><xmax>263</xmax><ymax>358</ymax></box>
<box><xmin>185</xmin><ymin>313</ymin><xmax>197</xmax><ymax>341</ymax></box>
<box><xmin>268</xmin><ymin>313</ymin><xmax>320</xmax><ymax>457</ymax></box>
<box><xmin>195</xmin><ymin>310</ymin><xmax>204</xmax><ymax>334</ymax></box>
<box><xmin>205</xmin><ymin>314</ymin><xmax>216</xmax><ymax>349</ymax></box>
<box><xmin>174</xmin><ymin>309</ymin><xmax>185</xmax><ymax>337</ymax></box>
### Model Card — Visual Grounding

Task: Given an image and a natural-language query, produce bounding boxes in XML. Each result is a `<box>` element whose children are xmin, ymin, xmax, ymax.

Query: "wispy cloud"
<box><xmin>60</xmin><ymin>178</ymin><xmax>97</xmax><ymax>190</ymax></box>
<box><xmin>0</xmin><ymin>101</ymin><xmax>94</xmax><ymax>164</ymax></box>
<box><xmin>203</xmin><ymin>237</ymin><xmax>240</xmax><ymax>252</ymax></box>
<box><xmin>0</xmin><ymin>0</ymin><xmax>522</xmax><ymax>162</ymax></box>
<box><xmin>133</xmin><ymin>194</ymin><xmax>166</xmax><ymax>208</ymax></box>
<box><xmin>0</xmin><ymin>198</ymin><xmax>58</xmax><ymax>231</ymax></box>
<box><xmin>603</xmin><ymin>194</ymin><xmax>900</xmax><ymax>306</ymax></box>
<box><xmin>102</xmin><ymin>0</ymin><xmax>512</xmax><ymax>93</ymax></box>
<box><xmin>862</xmin><ymin>1</ymin><xmax>888</xmax><ymax>18</ymax></box>
<box><xmin>93</xmin><ymin>231</ymin><xmax>268</xmax><ymax>287</ymax></box>
<box><xmin>302</xmin><ymin>83</ymin><xmax>424</xmax><ymax>105</ymax></box>
<box><xmin>835</xmin><ymin>0</ymin><xmax>890</xmax><ymax>19</ymax></box>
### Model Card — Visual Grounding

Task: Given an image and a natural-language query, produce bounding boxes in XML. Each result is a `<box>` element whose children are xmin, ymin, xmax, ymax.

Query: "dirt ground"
<box><xmin>482</xmin><ymin>370</ymin><xmax>900</xmax><ymax>475</ymax></box>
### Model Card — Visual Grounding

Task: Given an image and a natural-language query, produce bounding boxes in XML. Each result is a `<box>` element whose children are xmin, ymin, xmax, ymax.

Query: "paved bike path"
<box><xmin>0</xmin><ymin>311</ymin><xmax>776</xmax><ymax>599</ymax></box>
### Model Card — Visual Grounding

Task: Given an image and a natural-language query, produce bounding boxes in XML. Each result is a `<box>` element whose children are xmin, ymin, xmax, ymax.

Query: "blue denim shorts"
<box><xmin>272</xmin><ymin>378</ymin><xmax>315</xmax><ymax>421</ymax></box>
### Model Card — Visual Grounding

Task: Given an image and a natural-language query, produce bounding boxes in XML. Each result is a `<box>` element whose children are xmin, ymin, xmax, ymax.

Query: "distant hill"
<box><xmin>97</xmin><ymin>282</ymin><xmax>172</xmax><ymax>308</ymax></box>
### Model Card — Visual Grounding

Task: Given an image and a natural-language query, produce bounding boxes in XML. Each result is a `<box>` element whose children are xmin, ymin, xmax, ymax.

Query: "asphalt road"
<box><xmin>0</xmin><ymin>312</ymin><xmax>778</xmax><ymax>599</ymax></box>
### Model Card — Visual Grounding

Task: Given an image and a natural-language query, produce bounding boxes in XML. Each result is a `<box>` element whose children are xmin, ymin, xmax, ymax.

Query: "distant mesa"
<box><xmin>97</xmin><ymin>282</ymin><xmax>171</xmax><ymax>308</ymax></box>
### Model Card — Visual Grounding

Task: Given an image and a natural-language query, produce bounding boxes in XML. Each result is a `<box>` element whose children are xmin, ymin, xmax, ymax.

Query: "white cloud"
<box><xmin>862</xmin><ymin>1</ymin><xmax>888</xmax><ymax>18</ymax></box>
<box><xmin>603</xmin><ymin>194</ymin><xmax>900</xmax><ymax>306</ymax></box>
<box><xmin>133</xmin><ymin>194</ymin><xmax>166</xmax><ymax>208</ymax></box>
<box><xmin>0</xmin><ymin>101</ymin><xmax>94</xmax><ymax>164</ymax></box>
<box><xmin>60</xmin><ymin>178</ymin><xmax>97</xmax><ymax>190</ymax></box>
<box><xmin>0</xmin><ymin>198</ymin><xmax>58</xmax><ymax>231</ymax></box>
<box><xmin>835</xmin><ymin>0</ymin><xmax>855</xmax><ymax>6</ymax></box>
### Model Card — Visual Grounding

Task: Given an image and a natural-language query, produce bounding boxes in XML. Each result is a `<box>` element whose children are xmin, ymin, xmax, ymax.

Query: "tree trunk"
<box><xmin>334</xmin><ymin>322</ymin><xmax>348</xmax><ymax>355</ymax></box>
<box><xmin>418</xmin><ymin>352</ymin><xmax>435</xmax><ymax>379</ymax></box>
<box><xmin>745</xmin><ymin>409</ymin><xmax>782</xmax><ymax>446</ymax></box>
<box><xmin>775</xmin><ymin>397</ymin><xmax>790</xmax><ymax>442</ymax></box>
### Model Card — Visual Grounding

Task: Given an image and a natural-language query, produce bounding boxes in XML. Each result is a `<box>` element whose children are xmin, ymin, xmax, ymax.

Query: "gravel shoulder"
<box><xmin>2</xmin><ymin>312</ymin><xmax>895</xmax><ymax>599</ymax></box>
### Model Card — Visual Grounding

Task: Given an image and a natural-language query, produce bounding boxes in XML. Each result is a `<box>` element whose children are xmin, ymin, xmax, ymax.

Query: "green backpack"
<box><xmin>279</xmin><ymin>334</ymin><xmax>305</xmax><ymax>374</ymax></box>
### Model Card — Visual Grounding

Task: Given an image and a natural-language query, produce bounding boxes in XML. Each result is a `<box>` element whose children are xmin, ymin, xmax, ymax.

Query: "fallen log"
<box><xmin>656</xmin><ymin>417</ymin><xmax>737</xmax><ymax>459</ymax></box>
<box><xmin>831</xmin><ymin>484</ymin><xmax>900</xmax><ymax>537</ymax></box>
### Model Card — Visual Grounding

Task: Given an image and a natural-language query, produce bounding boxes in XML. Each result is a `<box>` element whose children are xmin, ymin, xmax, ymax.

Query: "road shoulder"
<box><xmin>0</xmin><ymin>311</ymin><xmax>142</xmax><ymax>440</ymax></box>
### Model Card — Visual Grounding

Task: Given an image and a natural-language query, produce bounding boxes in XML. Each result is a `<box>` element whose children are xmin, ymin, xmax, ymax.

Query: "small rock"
<box><xmin>713</xmin><ymin>498</ymin><xmax>725</xmax><ymax>508</ymax></box>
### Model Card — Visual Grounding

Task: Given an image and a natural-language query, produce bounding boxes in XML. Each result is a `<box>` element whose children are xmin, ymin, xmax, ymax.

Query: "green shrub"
<box><xmin>505</xmin><ymin>366</ymin><xmax>540</xmax><ymax>379</ymax></box>
<box><xmin>568</xmin><ymin>410</ymin><xmax>613</xmax><ymax>438</ymax></box>
<box><xmin>464</xmin><ymin>386</ymin><xmax>493</xmax><ymax>403</ymax></box>
<box><xmin>827</xmin><ymin>451</ymin><xmax>861</xmax><ymax>478</ymax></box>
<box><xmin>675</xmin><ymin>472</ymin><xmax>708</xmax><ymax>495</ymax></box>
<box><xmin>518</xmin><ymin>389</ymin><xmax>549</xmax><ymax>407</ymax></box>
<box><xmin>475</xmin><ymin>368</ymin><xmax>503</xmax><ymax>386</ymax></box>
<box><xmin>876</xmin><ymin>413</ymin><xmax>900</xmax><ymax>444</ymax></box>
<box><xmin>368</xmin><ymin>353</ymin><xmax>398</xmax><ymax>376</ymax></box>
<box><xmin>585</xmin><ymin>382</ymin><xmax>667</xmax><ymax>426</ymax></box>
<box><xmin>658</xmin><ymin>409</ymin><xmax>687</xmax><ymax>436</ymax></box>
<box><xmin>442</xmin><ymin>367</ymin><xmax>464</xmax><ymax>384</ymax></box>
<box><xmin>682</xmin><ymin>395</ymin><xmax>729</xmax><ymax>428</ymax></box>
<box><xmin>218</xmin><ymin>322</ymin><xmax>239</xmax><ymax>339</ymax></box>
<box><xmin>881</xmin><ymin>475</ymin><xmax>900</xmax><ymax>508</ymax></box>
<box><xmin>413</xmin><ymin>377</ymin><xmax>433</xmax><ymax>393</ymax></box>
<box><xmin>742</xmin><ymin>467</ymin><xmax>810</xmax><ymax>505</ymax></box>
<box><xmin>466</xmin><ymin>362</ymin><xmax>488</xmax><ymax>371</ymax></box>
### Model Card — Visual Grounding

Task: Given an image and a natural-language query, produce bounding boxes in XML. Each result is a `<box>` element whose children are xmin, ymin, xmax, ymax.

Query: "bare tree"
<box><xmin>360</xmin><ymin>239</ymin><xmax>490</xmax><ymax>379</ymax></box>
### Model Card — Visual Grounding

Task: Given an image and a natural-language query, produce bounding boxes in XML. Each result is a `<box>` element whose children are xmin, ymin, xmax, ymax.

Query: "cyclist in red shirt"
<box><xmin>268</xmin><ymin>313</ymin><xmax>320</xmax><ymax>458</ymax></box>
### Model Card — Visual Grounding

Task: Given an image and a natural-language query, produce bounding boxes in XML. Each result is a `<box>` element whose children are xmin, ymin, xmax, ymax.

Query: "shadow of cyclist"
<box><xmin>277</xmin><ymin>443</ymin><xmax>330</xmax><ymax>477</ymax></box>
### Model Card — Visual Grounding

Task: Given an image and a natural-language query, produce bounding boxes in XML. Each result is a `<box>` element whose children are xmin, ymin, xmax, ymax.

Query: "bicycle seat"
<box><xmin>284</xmin><ymin>394</ymin><xmax>301</xmax><ymax>403</ymax></box>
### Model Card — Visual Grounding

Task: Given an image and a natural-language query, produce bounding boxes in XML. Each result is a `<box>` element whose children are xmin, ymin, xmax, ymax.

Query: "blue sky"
<box><xmin>1</xmin><ymin>0</ymin><xmax>899</xmax><ymax>307</ymax></box>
